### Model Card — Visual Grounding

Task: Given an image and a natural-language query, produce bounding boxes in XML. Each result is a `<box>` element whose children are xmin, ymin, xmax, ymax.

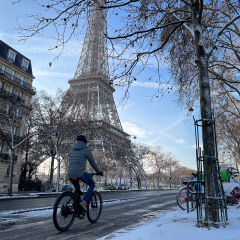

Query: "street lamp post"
<box><xmin>119</xmin><ymin>153</ymin><xmax>122</xmax><ymax>187</ymax></box>
<box><xmin>54</xmin><ymin>134</ymin><xmax>60</xmax><ymax>193</ymax></box>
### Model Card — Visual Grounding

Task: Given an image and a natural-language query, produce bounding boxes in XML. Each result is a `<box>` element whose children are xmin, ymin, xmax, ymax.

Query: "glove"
<box><xmin>98</xmin><ymin>171</ymin><xmax>103</xmax><ymax>176</ymax></box>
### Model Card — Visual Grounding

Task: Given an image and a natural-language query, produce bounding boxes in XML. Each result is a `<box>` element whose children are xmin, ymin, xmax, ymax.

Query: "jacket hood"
<box><xmin>72</xmin><ymin>141</ymin><xmax>88</xmax><ymax>150</ymax></box>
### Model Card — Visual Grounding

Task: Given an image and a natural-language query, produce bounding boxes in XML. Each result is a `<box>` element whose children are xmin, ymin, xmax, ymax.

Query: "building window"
<box><xmin>19</xmin><ymin>91</ymin><xmax>25</xmax><ymax>100</ymax></box>
<box><xmin>0</xmin><ymin>82</ymin><xmax>4</xmax><ymax>95</ymax></box>
<box><xmin>1</xmin><ymin>65</ymin><xmax>6</xmax><ymax>73</ymax></box>
<box><xmin>11</xmin><ymin>70</ymin><xmax>15</xmax><ymax>81</ymax></box>
<box><xmin>9</xmin><ymin>52</ymin><xmax>14</xmax><ymax>61</ymax></box>
<box><xmin>0</xmin><ymin>81</ymin><xmax>4</xmax><ymax>90</ymax></box>
<box><xmin>6</xmin><ymin>166</ymin><xmax>10</xmax><ymax>177</ymax></box>
<box><xmin>25</xmin><ymin>95</ymin><xmax>28</xmax><ymax>106</ymax></box>
<box><xmin>8</xmin><ymin>49</ymin><xmax>17</xmax><ymax>63</ymax></box>
<box><xmin>13</xmin><ymin>126</ymin><xmax>19</xmax><ymax>136</ymax></box>
<box><xmin>6</xmin><ymin>104</ymin><xmax>11</xmax><ymax>114</ymax></box>
<box><xmin>9</xmin><ymin>86</ymin><xmax>15</xmax><ymax>94</ymax></box>
<box><xmin>16</xmin><ymin>108</ymin><xmax>22</xmax><ymax>118</ymax></box>
<box><xmin>20</xmin><ymin>75</ymin><xmax>25</xmax><ymax>86</ymax></box>
<box><xmin>0</xmin><ymin>144</ymin><xmax>3</xmax><ymax>153</ymax></box>
<box><xmin>18</xmin><ymin>91</ymin><xmax>24</xmax><ymax>103</ymax></box>
<box><xmin>22</xmin><ymin>58</ymin><xmax>29</xmax><ymax>71</ymax></box>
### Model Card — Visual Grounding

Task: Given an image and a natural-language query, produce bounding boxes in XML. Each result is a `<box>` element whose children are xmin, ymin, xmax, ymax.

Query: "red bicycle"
<box><xmin>226</xmin><ymin>186</ymin><xmax>240</xmax><ymax>206</ymax></box>
<box><xmin>177</xmin><ymin>179</ymin><xmax>197</xmax><ymax>211</ymax></box>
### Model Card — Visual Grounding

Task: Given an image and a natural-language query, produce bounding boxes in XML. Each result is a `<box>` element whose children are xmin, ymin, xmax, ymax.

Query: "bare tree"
<box><xmin>210</xmin><ymin>72</ymin><xmax>240</xmax><ymax>168</ymax></box>
<box><xmin>163</xmin><ymin>158</ymin><xmax>180</xmax><ymax>188</ymax></box>
<box><xmin>152</xmin><ymin>146</ymin><xmax>168</xmax><ymax>188</ymax></box>
<box><xmin>27</xmin><ymin>89</ymin><xmax>87</xmax><ymax>188</ymax></box>
<box><xmin>141</xmin><ymin>146</ymin><xmax>196</xmax><ymax>188</ymax></box>
<box><xmin>125</xmin><ymin>143</ymin><xmax>150</xmax><ymax>189</ymax></box>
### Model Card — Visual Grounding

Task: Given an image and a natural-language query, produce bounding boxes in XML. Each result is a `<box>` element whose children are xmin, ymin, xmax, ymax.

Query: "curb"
<box><xmin>0</xmin><ymin>188</ymin><xmax>179</xmax><ymax>201</ymax></box>
<box><xmin>0</xmin><ymin>193</ymin><xmax>61</xmax><ymax>201</ymax></box>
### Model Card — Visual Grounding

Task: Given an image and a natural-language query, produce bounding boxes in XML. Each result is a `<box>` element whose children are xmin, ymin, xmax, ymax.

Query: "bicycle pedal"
<box><xmin>81</xmin><ymin>207</ymin><xmax>87</xmax><ymax>212</ymax></box>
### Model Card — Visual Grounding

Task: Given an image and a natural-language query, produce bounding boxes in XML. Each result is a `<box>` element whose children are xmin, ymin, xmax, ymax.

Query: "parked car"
<box><xmin>59</xmin><ymin>184</ymin><xmax>74</xmax><ymax>192</ymax></box>
<box><xmin>106</xmin><ymin>185</ymin><xmax>118</xmax><ymax>190</ymax></box>
<box><xmin>118</xmin><ymin>184</ymin><xmax>129</xmax><ymax>190</ymax></box>
<box><xmin>51</xmin><ymin>185</ymin><xmax>57</xmax><ymax>192</ymax></box>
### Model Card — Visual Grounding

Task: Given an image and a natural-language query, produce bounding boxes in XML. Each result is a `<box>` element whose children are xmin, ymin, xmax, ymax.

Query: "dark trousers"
<box><xmin>69</xmin><ymin>172</ymin><xmax>95</xmax><ymax>203</ymax></box>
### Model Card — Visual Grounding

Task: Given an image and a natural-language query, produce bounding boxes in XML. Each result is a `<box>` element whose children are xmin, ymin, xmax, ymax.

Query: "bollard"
<box><xmin>22</xmin><ymin>188</ymin><xmax>24</xmax><ymax>195</ymax></box>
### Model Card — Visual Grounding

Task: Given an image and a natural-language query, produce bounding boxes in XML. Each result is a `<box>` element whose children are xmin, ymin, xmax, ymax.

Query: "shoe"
<box><xmin>79</xmin><ymin>200</ymin><xmax>87</xmax><ymax>212</ymax></box>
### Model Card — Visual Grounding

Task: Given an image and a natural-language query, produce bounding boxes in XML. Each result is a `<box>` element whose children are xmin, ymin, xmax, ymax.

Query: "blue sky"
<box><xmin>0</xmin><ymin>0</ymin><xmax>200</xmax><ymax>170</ymax></box>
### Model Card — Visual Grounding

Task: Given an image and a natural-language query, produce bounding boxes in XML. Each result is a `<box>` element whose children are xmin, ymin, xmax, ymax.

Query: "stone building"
<box><xmin>0</xmin><ymin>40</ymin><xmax>36</xmax><ymax>193</ymax></box>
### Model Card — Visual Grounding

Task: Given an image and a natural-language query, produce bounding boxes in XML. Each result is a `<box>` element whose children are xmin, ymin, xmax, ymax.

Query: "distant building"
<box><xmin>0</xmin><ymin>40</ymin><xmax>36</xmax><ymax>193</ymax></box>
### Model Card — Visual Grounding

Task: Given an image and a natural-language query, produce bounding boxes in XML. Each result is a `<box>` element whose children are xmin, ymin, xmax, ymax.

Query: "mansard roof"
<box><xmin>0</xmin><ymin>40</ymin><xmax>33</xmax><ymax>76</ymax></box>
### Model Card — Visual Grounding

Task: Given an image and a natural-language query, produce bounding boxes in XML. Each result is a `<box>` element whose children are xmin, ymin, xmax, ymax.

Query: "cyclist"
<box><xmin>68</xmin><ymin>134</ymin><xmax>103</xmax><ymax>211</ymax></box>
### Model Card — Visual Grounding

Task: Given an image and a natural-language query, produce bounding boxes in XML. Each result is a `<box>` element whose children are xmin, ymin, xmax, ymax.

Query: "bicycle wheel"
<box><xmin>87</xmin><ymin>191</ymin><xmax>102</xmax><ymax>223</ymax></box>
<box><xmin>53</xmin><ymin>191</ymin><xmax>76</xmax><ymax>231</ymax></box>
<box><xmin>177</xmin><ymin>186</ymin><xmax>196</xmax><ymax>210</ymax></box>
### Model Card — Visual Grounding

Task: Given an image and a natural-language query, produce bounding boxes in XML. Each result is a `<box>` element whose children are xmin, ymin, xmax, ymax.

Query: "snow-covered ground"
<box><xmin>2</xmin><ymin>198</ymin><xmax>236</xmax><ymax>240</ymax></box>
<box><xmin>98</xmin><ymin>206</ymin><xmax>240</xmax><ymax>240</ymax></box>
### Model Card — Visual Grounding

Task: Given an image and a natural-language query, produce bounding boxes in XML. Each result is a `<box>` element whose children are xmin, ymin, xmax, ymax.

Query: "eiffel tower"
<box><xmin>68</xmin><ymin>0</ymin><xmax>130</xmax><ymax>151</ymax></box>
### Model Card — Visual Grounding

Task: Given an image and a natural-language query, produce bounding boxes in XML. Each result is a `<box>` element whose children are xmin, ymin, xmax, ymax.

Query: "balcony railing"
<box><xmin>0</xmin><ymin>108</ymin><xmax>13</xmax><ymax>118</ymax></box>
<box><xmin>0</xmin><ymin>108</ymin><xmax>6</xmax><ymax>114</ymax></box>
<box><xmin>8</xmin><ymin>57</ymin><xmax>14</xmax><ymax>63</ymax></box>
<box><xmin>22</xmin><ymin>66</ymin><xmax>28</xmax><ymax>71</ymax></box>
<box><xmin>0</xmin><ymin>153</ymin><xmax>17</xmax><ymax>162</ymax></box>
<box><xmin>0</xmin><ymin>88</ymin><xmax>25</xmax><ymax>103</ymax></box>
<box><xmin>0</xmin><ymin>71</ymin><xmax>36</xmax><ymax>93</ymax></box>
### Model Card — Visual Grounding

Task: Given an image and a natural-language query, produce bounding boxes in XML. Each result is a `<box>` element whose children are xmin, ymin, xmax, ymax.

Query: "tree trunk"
<box><xmin>132</xmin><ymin>164</ymin><xmax>141</xmax><ymax>189</ymax></box>
<box><xmin>129</xmin><ymin>165</ymin><xmax>133</xmax><ymax>189</ymax></box>
<box><xmin>140</xmin><ymin>172</ymin><xmax>148</xmax><ymax>190</ymax></box>
<box><xmin>20</xmin><ymin>146</ymin><xmax>29</xmax><ymax>181</ymax></box>
<box><xmin>7</xmin><ymin>149</ymin><xmax>14</xmax><ymax>196</ymax></box>
<box><xmin>28</xmin><ymin>164</ymin><xmax>33</xmax><ymax>179</ymax></box>
<box><xmin>20</xmin><ymin>163</ymin><xmax>27</xmax><ymax>181</ymax></box>
<box><xmin>192</xmin><ymin>3</ymin><xmax>218</xmax><ymax>222</ymax></box>
<box><xmin>157</xmin><ymin>168</ymin><xmax>160</xmax><ymax>188</ymax></box>
<box><xmin>49</xmin><ymin>152</ymin><xmax>55</xmax><ymax>187</ymax></box>
<box><xmin>105</xmin><ymin>165</ymin><xmax>108</xmax><ymax>187</ymax></box>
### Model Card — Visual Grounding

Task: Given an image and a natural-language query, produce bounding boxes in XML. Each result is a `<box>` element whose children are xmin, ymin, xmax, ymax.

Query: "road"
<box><xmin>0</xmin><ymin>189</ymin><xmax>178</xmax><ymax>240</ymax></box>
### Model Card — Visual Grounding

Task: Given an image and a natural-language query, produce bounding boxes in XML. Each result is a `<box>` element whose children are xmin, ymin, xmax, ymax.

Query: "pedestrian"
<box><xmin>37</xmin><ymin>182</ymin><xmax>40</xmax><ymax>192</ymax></box>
